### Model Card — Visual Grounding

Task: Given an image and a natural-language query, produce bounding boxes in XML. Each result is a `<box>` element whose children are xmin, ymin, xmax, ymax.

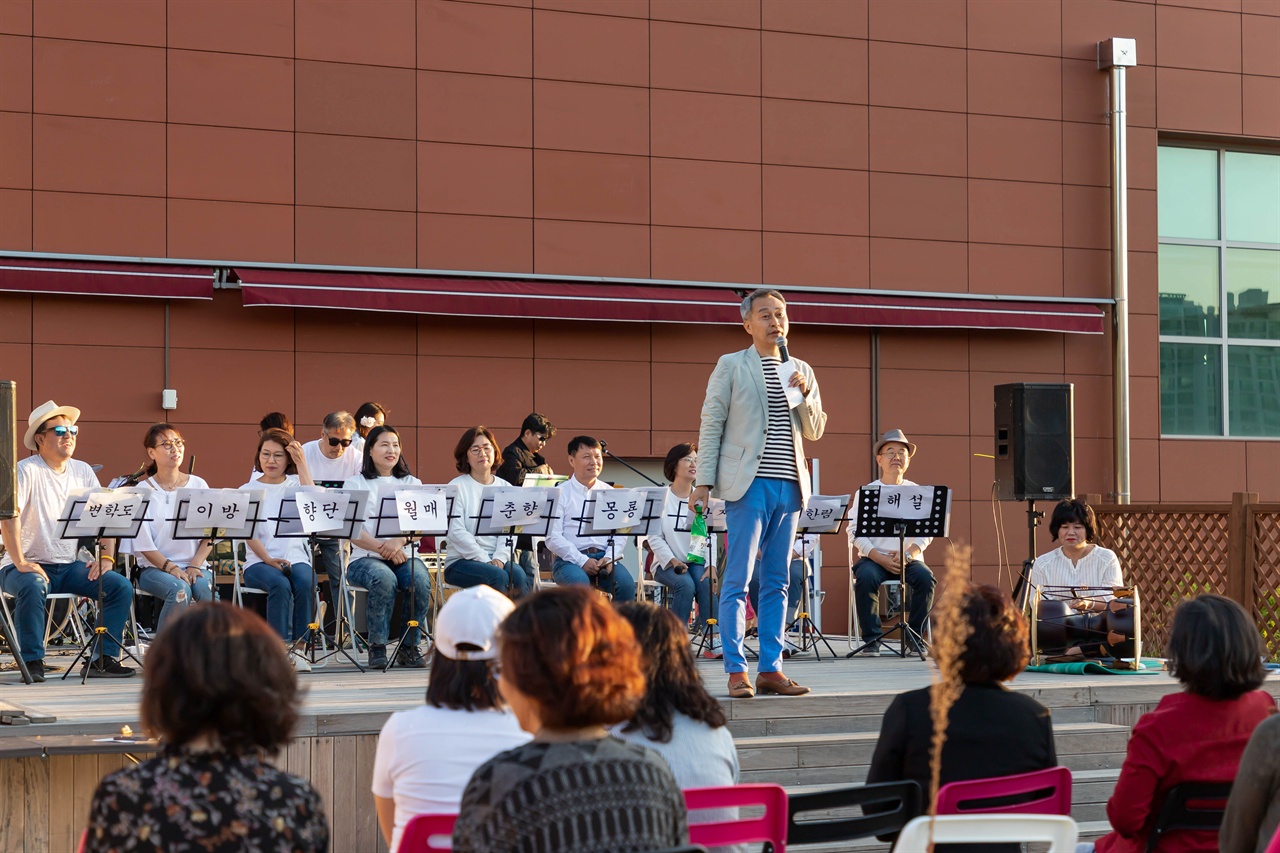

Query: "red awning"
<box><xmin>235</xmin><ymin>269</ymin><xmax>1106</xmax><ymax>334</ymax></box>
<box><xmin>0</xmin><ymin>258</ymin><xmax>215</xmax><ymax>300</ymax></box>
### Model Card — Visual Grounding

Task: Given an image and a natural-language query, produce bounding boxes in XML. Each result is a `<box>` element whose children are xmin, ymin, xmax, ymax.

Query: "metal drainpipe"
<box><xmin>1099</xmin><ymin>38</ymin><xmax>1136</xmax><ymax>505</ymax></box>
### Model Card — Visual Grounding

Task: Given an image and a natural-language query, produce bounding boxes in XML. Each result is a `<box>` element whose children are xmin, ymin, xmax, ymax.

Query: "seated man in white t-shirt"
<box><xmin>0</xmin><ymin>401</ymin><xmax>136</xmax><ymax>682</ymax></box>
<box><xmin>301</xmin><ymin>411</ymin><xmax>362</xmax><ymax>580</ymax></box>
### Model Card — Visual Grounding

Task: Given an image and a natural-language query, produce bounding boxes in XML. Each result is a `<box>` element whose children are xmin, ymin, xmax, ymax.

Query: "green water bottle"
<box><xmin>687</xmin><ymin>505</ymin><xmax>708</xmax><ymax>564</ymax></box>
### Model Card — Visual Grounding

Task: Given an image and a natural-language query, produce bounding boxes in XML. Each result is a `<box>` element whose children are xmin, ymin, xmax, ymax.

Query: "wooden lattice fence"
<box><xmin>1091</xmin><ymin>494</ymin><xmax>1280</xmax><ymax>659</ymax></box>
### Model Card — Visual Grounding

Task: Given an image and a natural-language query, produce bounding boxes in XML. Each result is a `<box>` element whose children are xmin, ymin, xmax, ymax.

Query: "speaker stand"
<box><xmin>1011</xmin><ymin>499</ymin><xmax>1043</xmax><ymax>610</ymax></box>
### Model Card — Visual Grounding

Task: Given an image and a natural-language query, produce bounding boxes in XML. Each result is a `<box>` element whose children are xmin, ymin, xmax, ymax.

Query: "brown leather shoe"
<box><xmin>727</xmin><ymin>674</ymin><xmax>755</xmax><ymax>699</ymax></box>
<box><xmin>756</xmin><ymin>672</ymin><xmax>811</xmax><ymax>696</ymax></box>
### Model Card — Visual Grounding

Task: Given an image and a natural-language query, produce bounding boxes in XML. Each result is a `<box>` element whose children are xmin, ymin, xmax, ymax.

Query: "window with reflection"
<box><xmin>1159</xmin><ymin>145</ymin><xmax>1280</xmax><ymax>437</ymax></box>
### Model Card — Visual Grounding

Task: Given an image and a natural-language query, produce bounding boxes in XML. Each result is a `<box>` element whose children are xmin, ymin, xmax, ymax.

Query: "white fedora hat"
<box><xmin>873</xmin><ymin>428</ymin><xmax>916</xmax><ymax>458</ymax></box>
<box><xmin>24</xmin><ymin>400</ymin><xmax>81</xmax><ymax>451</ymax></box>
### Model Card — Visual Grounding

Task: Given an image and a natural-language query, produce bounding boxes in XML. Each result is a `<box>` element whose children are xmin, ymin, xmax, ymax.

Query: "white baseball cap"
<box><xmin>434</xmin><ymin>585</ymin><xmax>515</xmax><ymax>661</ymax></box>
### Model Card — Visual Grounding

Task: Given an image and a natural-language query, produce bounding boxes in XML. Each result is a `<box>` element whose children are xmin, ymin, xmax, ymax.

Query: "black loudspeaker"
<box><xmin>1</xmin><ymin>380</ymin><xmax>15</xmax><ymax>519</ymax></box>
<box><xmin>994</xmin><ymin>383</ymin><xmax>1074</xmax><ymax>502</ymax></box>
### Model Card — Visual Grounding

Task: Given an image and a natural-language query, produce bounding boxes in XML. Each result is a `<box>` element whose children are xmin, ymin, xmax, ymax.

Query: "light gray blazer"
<box><xmin>696</xmin><ymin>346</ymin><xmax>827</xmax><ymax>503</ymax></box>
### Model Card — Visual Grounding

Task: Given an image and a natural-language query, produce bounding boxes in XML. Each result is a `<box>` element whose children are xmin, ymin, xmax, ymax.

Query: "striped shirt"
<box><xmin>758</xmin><ymin>356</ymin><xmax>799</xmax><ymax>481</ymax></box>
<box><xmin>1029</xmin><ymin>545</ymin><xmax>1124</xmax><ymax>594</ymax></box>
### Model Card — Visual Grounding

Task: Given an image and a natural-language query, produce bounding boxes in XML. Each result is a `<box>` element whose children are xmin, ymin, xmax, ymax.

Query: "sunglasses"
<box><xmin>42</xmin><ymin>425</ymin><xmax>79</xmax><ymax>437</ymax></box>
<box><xmin>326</xmin><ymin>436</ymin><xmax>353</xmax><ymax>448</ymax></box>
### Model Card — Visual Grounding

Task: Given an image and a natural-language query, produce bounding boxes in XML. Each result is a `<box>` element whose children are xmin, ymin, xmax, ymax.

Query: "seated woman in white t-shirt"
<box><xmin>350</xmin><ymin>401</ymin><xmax>387</xmax><ymax>457</ymax></box>
<box><xmin>646</xmin><ymin>443</ymin><xmax>711</xmax><ymax>631</ymax></box>
<box><xmin>443</xmin><ymin>426</ymin><xmax>531</xmax><ymax>598</ymax></box>
<box><xmin>1028</xmin><ymin>498</ymin><xmax>1124</xmax><ymax>610</ymax></box>
<box><xmin>372</xmin><ymin>585</ymin><xmax>531</xmax><ymax>853</ymax></box>
<box><xmin>128</xmin><ymin>424</ymin><xmax>216</xmax><ymax>633</ymax></box>
<box><xmin>240</xmin><ymin>428</ymin><xmax>317</xmax><ymax>671</ymax></box>
<box><xmin>341</xmin><ymin>425</ymin><xmax>431</xmax><ymax>671</ymax></box>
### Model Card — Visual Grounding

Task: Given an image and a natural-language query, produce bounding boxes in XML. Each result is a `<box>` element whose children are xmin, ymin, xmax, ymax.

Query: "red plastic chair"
<box><xmin>399</xmin><ymin>813</ymin><xmax>457</xmax><ymax>853</ymax></box>
<box><xmin>936</xmin><ymin>766</ymin><xmax>1073</xmax><ymax>816</ymax></box>
<box><xmin>685</xmin><ymin>783</ymin><xmax>789</xmax><ymax>853</ymax></box>
<box><xmin>1265</xmin><ymin>820</ymin><xmax>1280</xmax><ymax>853</ymax></box>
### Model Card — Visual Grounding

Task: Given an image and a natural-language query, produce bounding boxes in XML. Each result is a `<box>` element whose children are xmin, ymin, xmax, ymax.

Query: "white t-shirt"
<box><xmin>371</xmin><ymin>704</ymin><xmax>530</xmax><ymax>853</ymax></box>
<box><xmin>241</xmin><ymin>476</ymin><xmax>310</xmax><ymax>565</ymax></box>
<box><xmin>2</xmin><ymin>455</ymin><xmax>100</xmax><ymax>566</ymax></box>
<box><xmin>130</xmin><ymin>475</ymin><xmax>211</xmax><ymax>569</ymax></box>
<box><xmin>444</xmin><ymin>473</ymin><xmax>514</xmax><ymax>567</ymax></box>
<box><xmin>302</xmin><ymin>439</ymin><xmax>362</xmax><ymax>485</ymax></box>
<box><xmin>342</xmin><ymin>473</ymin><xmax>422</xmax><ymax>562</ymax></box>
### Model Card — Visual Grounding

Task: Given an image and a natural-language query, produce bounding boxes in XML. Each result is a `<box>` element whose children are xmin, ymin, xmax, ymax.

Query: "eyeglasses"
<box><xmin>534</xmin><ymin>433</ymin><xmax>547</xmax><ymax>442</ymax></box>
<box><xmin>880</xmin><ymin>450</ymin><xmax>908</xmax><ymax>460</ymax></box>
<box><xmin>326</xmin><ymin>436</ymin><xmax>353</xmax><ymax>448</ymax></box>
<box><xmin>41</xmin><ymin>425</ymin><xmax>79</xmax><ymax>437</ymax></box>
<box><xmin>469</xmin><ymin>445</ymin><xmax>494</xmax><ymax>455</ymax></box>
<box><xmin>682</xmin><ymin>455</ymin><xmax>698</xmax><ymax>464</ymax></box>
<box><xmin>156</xmin><ymin>439</ymin><xmax>184</xmax><ymax>450</ymax></box>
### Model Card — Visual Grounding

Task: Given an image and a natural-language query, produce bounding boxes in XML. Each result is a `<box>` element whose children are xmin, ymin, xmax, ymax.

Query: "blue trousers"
<box><xmin>444</xmin><ymin>559</ymin><xmax>531</xmax><ymax>598</ymax></box>
<box><xmin>852</xmin><ymin>556</ymin><xmax>936</xmax><ymax>642</ymax></box>
<box><xmin>136</xmin><ymin>565</ymin><xmax>216</xmax><ymax>634</ymax></box>
<box><xmin>749</xmin><ymin>558</ymin><xmax>806</xmax><ymax>622</ymax></box>
<box><xmin>0</xmin><ymin>560</ymin><xmax>132</xmax><ymax>662</ymax></box>
<box><xmin>346</xmin><ymin>556</ymin><xmax>431</xmax><ymax>646</ymax></box>
<box><xmin>243</xmin><ymin>561</ymin><xmax>315</xmax><ymax>643</ymax></box>
<box><xmin>722</xmin><ymin>477</ymin><xmax>801</xmax><ymax>674</ymax></box>
<box><xmin>552</xmin><ymin>555</ymin><xmax>637</xmax><ymax>602</ymax></box>
<box><xmin>653</xmin><ymin>560</ymin><xmax>710</xmax><ymax>628</ymax></box>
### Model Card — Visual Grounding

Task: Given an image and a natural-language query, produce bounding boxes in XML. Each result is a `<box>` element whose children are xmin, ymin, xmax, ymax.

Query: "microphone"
<box><xmin>599</xmin><ymin>440</ymin><xmax>609</xmax><ymax>450</ymax></box>
<box><xmin>777</xmin><ymin>335</ymin><xmax>790</xmax><ymax>363</ymax></box>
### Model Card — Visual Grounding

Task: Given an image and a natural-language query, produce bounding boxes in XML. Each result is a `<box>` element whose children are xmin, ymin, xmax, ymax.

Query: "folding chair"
<box><xmin>685</xmin><ymin>783</ymin><xmax>789</xmax><ymax>853</ymax></box>
<box><xmin>1145</xmin><ymin>781</ymin><xmax>1233</xmax><ymax>853</ymax></box>
<box><xmin>894</xmin><ymin>814</ymin><xmax>1078</xmax><ymax>852</ymax></box>
<box><xmin>399</xmin><ymin>813</ymin><xmax>456</xmax><ymax>853</ymax></box>
<box><xmin>936</xmin><ymin>766</ymin><xmax>1073</xmax><ymax>816</ymax></box>
<box><xmin>787</xmin><ymin>780</ymin><xmax>922</xmax><ymax>845</ymax></box>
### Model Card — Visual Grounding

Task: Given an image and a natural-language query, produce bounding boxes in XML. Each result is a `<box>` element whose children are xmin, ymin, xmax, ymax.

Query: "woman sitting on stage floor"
<box><xmin>127</xmin><ymin>424</ymin><xmax>217</xmax><ymax>634</ymax></box>
<box><xmin>373</xmin><ymin>586</ymin><xmax>530</xmax><ymax>853</ymax></box>
<box><xmin>452</xmin><ymin>586</ymin><xmax>688</xmax><ymax>853</ymax></box>
<box><xmin>443</xmin><ymin>426</ymin><xmax>531</xmax><ymax>598</ymax></box>
<box><xmin>85</xmin><ymin>602</ymin><xmax>328</xmax><ymax>853</ymax></box>
<box><xmin>1085</xmin><ymin>594</ymin><xmax>1275</xmax><ymax>853</ymax></box>
<box><xmin>644</xmin><ymin>443</ymin><xmax>711</xmax><ymax>632</ymax></box>
<box><xmin>866</xmin><ymin>584</ymin><xmax>1057</xmax><ymax>848</ymax></box>
<box><xmin>341</xmin><ymin>425</ymin><xmax>431</xmax><ymax>670</ymax></box>
<box><xmin>1029</xmin><ymin>498</ymin><xmax>1124</xmax><ymax>609</ymax></box>
<box><xmin>241</xmin><ymin>428</ymin><xmax>317</xmax><ymax>672</ymax></box>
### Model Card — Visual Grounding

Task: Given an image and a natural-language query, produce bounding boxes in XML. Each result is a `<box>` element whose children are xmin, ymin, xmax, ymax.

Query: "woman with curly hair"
<box><xmin>84</xmin><ymin>602</ymin><xmax>328</xmax><ymax>852</ymax></box>
<box><xmin>452</xmin><ymin>586</ymin><xmax>688</xmax><ymax>853</ymax></box>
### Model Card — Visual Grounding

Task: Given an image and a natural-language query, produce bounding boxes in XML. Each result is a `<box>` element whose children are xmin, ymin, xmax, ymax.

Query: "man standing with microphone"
<box><xmin>693</xmin><ymin>289</ymin><xmax>827</xmax><ymax>698</ymax></box>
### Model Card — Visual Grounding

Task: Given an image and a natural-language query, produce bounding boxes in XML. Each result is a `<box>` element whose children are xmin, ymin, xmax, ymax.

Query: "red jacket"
<box><xmin>1097</xmin><ymin>689</ymin><xmax>1276</xmax><ymax>853</ymax></box>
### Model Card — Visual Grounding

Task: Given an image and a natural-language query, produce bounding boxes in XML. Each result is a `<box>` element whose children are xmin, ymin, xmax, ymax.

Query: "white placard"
<box><xmin>489</xmin><ymin>487</ymin><xmax>547</xmax><ymax>529</ymax></box>
<box><xmin>705</xmin><ymin>498</ymin><xmax>728</xmax><ymax>531</ymax></box>
<box><xmin>591</xmin><ymin>488</ymin><xmax>645</xmax><ymax>532</ymax></box>
<box><xmin>876</xmin><ymin>485</ymin><xmax>934</xmax><ymax>520</ymax></box>
<box><xmin>183</xmin><ymin>489</ymin><xmax>250</xmax><ymax>532</ymax></box>
<box><xmin>800</xmin><ymin>494</ymin><xmax>847</xmax><ymax>533</ymax></box>
<box><xmin>773</xmin><ymin>359</ymin><xmax>804</xmax><ymax>409</ymax></box>
<box><xmin>296</xmin><ymin>488</ymin><xmax>351</xmax><ymax>534</ymax></box>
<box><xmin>394</xmin><ymin>487</ymin><xmax>448</xmax><ymax>534</ymax></box>
<box><xmin>75</xmin><ymin>490</ymin><xmax>145</xmax><ymax>532</ymax></box>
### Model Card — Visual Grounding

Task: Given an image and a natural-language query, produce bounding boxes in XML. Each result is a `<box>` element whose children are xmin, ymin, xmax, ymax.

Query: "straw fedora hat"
<box><xmin>24</xmin><ymin>400</ymin><xmax>81</xmax><ymax>451</ymax></box>
<box><xmin>872</xmin><ymin>428</ymin><xmax>916</xmax><ymax>458</ymax></box>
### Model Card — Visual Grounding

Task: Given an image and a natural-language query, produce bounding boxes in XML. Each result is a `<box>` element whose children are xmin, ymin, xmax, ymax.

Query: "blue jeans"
<box><xmin>722</xmin><ymin>477</ymin><xmax>801</xmax><ymax>674</ymax></box>
<box><xmin>346</xmin><ymin>556</ymin><xmax>430</xmax><ymax>646</ymax></box>
<box><xmin>653</xmin><ymin>560</ymin><xmax>710</xmax><ymax>628</ymax></box>
<box><xmin>444</xmin><ymin>559</ymin><xmax>531</xmax><ymax>598</ymax></box>
<box><xmin>749</xmin><ymin>558</ymin><xmax>806</xmax><ymax>623</ymax></box>
<box><xmin>0</xmin><ymin>560</ymin><xmax>132</xmax><ymax>662</ymax></box>
<box><xmin>852</xmin><ymin>556</ymin><xmax>936</xmax><ymax>642</ymax></box>
<box><xmin>136</xmin><ymin>566</ymin><xmax>216</xmax><ymax>634</ymax></box>
<box><xmin>552</xmin><ymin>555</ymin><xmax>637</xmax><ymax>602</ymax></box>
<box><xmin>243</xmin><ymin>561</ymin><xmax>315</xmax><ymax>643</ymax></box>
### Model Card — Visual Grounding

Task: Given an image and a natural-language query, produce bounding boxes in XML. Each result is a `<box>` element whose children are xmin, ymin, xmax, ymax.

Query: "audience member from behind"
<box><xmin>867</xmin><ymin>584</ymin><xmax>1056</xmax><ymax>847</ymax></box>
<box><xmin>84</xmin><ymin>602</ymin><xmax>328</xmax><ymax>853</ymax></box>
<box><xmin>452</xmin><ymin>587</ymin><xmax>688</xmax><ymax>853</ymax></box>
<box><xmin>1087</xmin><ymin>594</ymin><xmax>1275</xmax><ymax>853</ymax></box>
<box><xmin>612</xmin><ymin>602</ymin><xmax>739</xmax><ymax>789</ymax></box>
<box><xmin>352</xmin><ymin>401</ymin><xmax>388</xmax><ymax>454</ymax></box>
<box><xmin>1221</xmin><ymin>713</ymin><xmax>1280</xmax><ymax>853</ymax></box>
<box><xmin>444</xmin><ymin>426</ymin><xmax>531</xmax><ymax>597</ymax></box>
<box><xmin>373</xmin><ymin>586</ymin><xmax>531</xmax><ymax>853</ymax></box>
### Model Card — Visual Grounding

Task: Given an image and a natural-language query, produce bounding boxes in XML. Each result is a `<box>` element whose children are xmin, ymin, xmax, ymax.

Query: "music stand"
<box><xmin>572</xmin><ymin>490</ymin><xmax>662</xmax><ymax>601</ymax></box>
<box><xmin>371</xmin><ymin>486</ymin><xmax>456</xmax><ymax>671</ymax></box>
<box><xmin>275</xmin><ymin>489</ymin><xmax>370</xmax><ymax>670</ymax></box>
<box><xmin>171</xmin><ymin>489</ymin><xmax>265</xmax><ymax>614</ymax></box>
<box><xmin>673</xmin><ymin>499</ymin><xmax>739</xmax><ymax>661</ymax></box>
<box><xmin>789</xmin><ymin>494</ymin><xmax>851</xmax><ymax>660</ymax></box>
<box><xmin>476</xmin><ymin>486</ymin><xmax>561</xmax><ymax>597</ymax></box>
<box><xmin>845</xmin><ymin>484</ymin><xmax>951</xmax><ymax>661</ymax></box>
<box><xmin>55</xmin><ymin>487</ymin><xmax>152</xmax><ymax>683</ymax></box>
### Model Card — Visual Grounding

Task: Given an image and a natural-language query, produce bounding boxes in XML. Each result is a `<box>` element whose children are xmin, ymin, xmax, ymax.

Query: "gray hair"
<box><xmin>323</xmin><ymin>411</ymin><xmax>356</xmax><ymax>432</ymax></box>
<box><xmin>740</xmin><ymin>288</ymin><xmax>787</xmax><ymax>321</ymax></box>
